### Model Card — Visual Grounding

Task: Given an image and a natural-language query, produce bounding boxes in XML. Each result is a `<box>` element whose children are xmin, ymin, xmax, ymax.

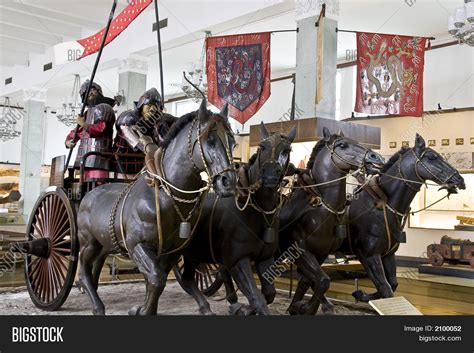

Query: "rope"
<box><xmin>410</xmin><ymin>193</ymin><xmax>450</xmax><ymax>215</ymax></box>
<box><xmin>143</xmin><ymin>169</ymin><xmax>210</xmax><ymax>194</ymax></box>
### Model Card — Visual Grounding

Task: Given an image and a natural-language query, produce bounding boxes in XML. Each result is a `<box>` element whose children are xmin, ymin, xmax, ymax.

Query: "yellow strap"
<box><xmin>382</xmin><ymin>203</ymin><xmax>392</xmax><ymax>257</ymax></box>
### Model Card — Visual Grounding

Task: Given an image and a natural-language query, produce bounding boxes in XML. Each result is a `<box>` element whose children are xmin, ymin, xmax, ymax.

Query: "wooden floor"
<box><xmin>273</xmin><ymin>264</ymin><xmax>474</xmax><ymax>315</ymax></box>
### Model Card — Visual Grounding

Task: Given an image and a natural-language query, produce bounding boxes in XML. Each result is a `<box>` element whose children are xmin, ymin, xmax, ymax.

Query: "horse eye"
<box><xmin>338</xmin><ymin>142</ymin><xmax>348</xmax><ymax>148</ymax></box>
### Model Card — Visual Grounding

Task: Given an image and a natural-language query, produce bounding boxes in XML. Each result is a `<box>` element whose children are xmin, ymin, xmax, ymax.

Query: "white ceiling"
<box><xmin>0</xmin><ymin>0</ymin><xmax>465</xmax><ymax>107</ymax></box>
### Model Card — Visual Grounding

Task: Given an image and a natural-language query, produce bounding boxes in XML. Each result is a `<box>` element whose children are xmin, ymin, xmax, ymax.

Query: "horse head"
<box><xmin>248</xmin><ymin>122</ymin><xmax>296</xmax><ymax>188</ymax></box>
<box><xmin>311</xmin><ymin>127</ymin><xmax>384</xmax><ymax>176</ymax></box>
<box><xmin>193</xmin><ymin>99</ymin><xmax>237</xmax><ymax>197</ymax></box>
<box><xmin>410</xmin><ymin>133</ymin><xmax>465</xmax><ymax>193</ymax></box>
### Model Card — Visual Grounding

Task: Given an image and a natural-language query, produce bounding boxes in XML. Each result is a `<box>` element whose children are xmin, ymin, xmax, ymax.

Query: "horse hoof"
<box><xmin>229</xmin><ymin>303</ymin><xmax>255</xmax><ymax>316</ymax></box>
<box><xmin>227</xmin><ymin>293</ymin><xmax>238</xmax><ymax>304</ymax></box>
<box><xmin>264</xmin><ymin>291</ymin><xmax>276</xmax><ymax>305</ymax></box>
<box><xmin>288</xmin><ymin>300</ymin><xmax>312</xmax><ymax>315</ymax></box>
<box><xmin>352</xmin><ymin>290</ymin><xmax>365</xmax><ymax>302</ymax></box>
<box><xmin>92</xmin><ymin>307</ymin><xmax>105</xmax><ymax>315</ymax></box>
<box><xmin>128</xmin><ymin>305</ymin><xmax>144</xmax><ymax>315</ymax></box>
<box><xmin>75</xmin><ymin>280</ymin><xmax>85</xmax><ymax>294</ymax></box>
<box><xmin>321</xmin><ymin>304</ymin><xmax>335</xmax><ymax>315</ymax></box>
<box><xmin>229</xmin><ymin>303</ymin><xmax>244</xmax><ymax>315</ymax></box>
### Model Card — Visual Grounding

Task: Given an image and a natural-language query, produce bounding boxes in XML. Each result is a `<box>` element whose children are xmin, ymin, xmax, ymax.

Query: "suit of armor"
<box><xmin>113</xmin><ymin>87</ymin><xmax>177</xmax><ymax>174</ymax></box>
<box><xmin>65</xmin><ymin>102</ymin><xmax>116</xmax><ymax>180</ymax></box>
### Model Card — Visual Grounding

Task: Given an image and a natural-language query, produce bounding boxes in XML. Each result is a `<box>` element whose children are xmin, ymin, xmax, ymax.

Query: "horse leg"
<box><xmin>287</xmin><ymin>270</ymin><xmax>311</xmax><ymax>315</ymax></box>
<box><xmin>255</xmin><ymin>257</ymin><xmax>277</xmax><ymax>304</ymax></box>
<box><xmin>353</xmin><ymin>253</ymin><xmax>399</xmax><ymax>300</ymax></box>
<box><xmin>128</xmin><ymin>243</ymin><xmax>167</xmax><ymax>315</ymax></box>
<box><xmin>220</xmin><ymin>268</ymin><xmax>238</xmax><ymax>304</ymax></box>
<box><xmin>92</xmin><ymin>250</ymin><xmax>109</xmax><ymax>291</ymax></box>
<box><xmin>320</xmin><ymin>295</ymin><xmax>335</xmax><ymax>314</ymax></box>
<box><xmin>228</xmin><ymin>257</ymin><xmax>270</xmax><ymax>315</ymax></box>
<box><xmin>180</xmin><ymin>257</ymin><xmax>214</xmax><ymax>315</ymax></box>
<box><xmin>78</xmin><ymin>236</ymin><xmax>106</xmax><ymax>315</ymax></box>
<box><xmin>353</xmin><ymin>254</ymin><xmax>393</xmax><ymax>302</ymax></box>
<box><xmin>383</xmin><ymin>253</ymin><xmax>398</xmax><ymax>293</ymax></box>
<box><xmin>289</xmin><ymin>252</ymin><xmax>330</xmax><ymax>315</ymax></box>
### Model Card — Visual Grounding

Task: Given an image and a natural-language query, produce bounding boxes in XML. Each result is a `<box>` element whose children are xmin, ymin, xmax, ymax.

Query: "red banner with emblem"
<box><xmin>206</xmin><ymin>32</ymin><xmax>271</xmax><ymax>125</ymax></box>
<box><xmin>355</xmin><ymin>32</ymin><xmax>427</xmax><ymax>117</ymax></box>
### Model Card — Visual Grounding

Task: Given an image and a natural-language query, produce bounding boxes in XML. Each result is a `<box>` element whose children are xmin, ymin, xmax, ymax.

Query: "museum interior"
<box><xmin>0</xmin><ymin>0</ymin><xmax>472</xmax><ymax>316</ymax></box>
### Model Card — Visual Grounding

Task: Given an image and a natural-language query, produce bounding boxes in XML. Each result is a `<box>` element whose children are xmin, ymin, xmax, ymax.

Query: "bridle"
<box><xmin>301</xmin><ymin>137</ymin><xmax>374</xmax><ymax>216</ymax></box>
<box><xmin>255</xmin><ymin>134</ymin><xmax>291</xmax><ymax>181</ymax></box>
<box><xmin>324</xmin><ymin>137</ymin><xmax>371</xmax><ymax>174</ymax></box>
<box><xmin>235</xmin><ymin>133</ymin><xmax>292</xmax><ymax>215</ymax></box>
<box><xmin>395</xmin><ymin>148</ymin><xmax>457</xmax><ymax>192</ymax></box>
<box><xmin>187</xmin><ymin>115</ymin><xmax>235</xmax><ymax>184</ymax></box>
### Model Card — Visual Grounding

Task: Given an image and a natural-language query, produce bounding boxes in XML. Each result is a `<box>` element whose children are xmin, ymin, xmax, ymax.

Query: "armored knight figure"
<box><xmin>113</xmin><ymin>87</ymin><xmax>176</xmax><ymax>174</ymax></box>
<box><xmin>65</xmin><ymin>81</ymin><xmax>116</xmax><ymax>181</ymax></box>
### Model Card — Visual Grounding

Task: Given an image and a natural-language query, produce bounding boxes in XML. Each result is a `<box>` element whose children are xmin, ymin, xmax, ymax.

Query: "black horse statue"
<box><xmin>178</xmin><ymin>122</ymin><xmax>296</xmax><ymax>315</ymax></box>
<box><xmin>346</xmin><ymin>133</ymin><xmax>465</xmax><ymax>302</ymax></box>
<box><xmin>278</xmin><ymin>128</ymin><xmax>385</xmax><ymax>315</ymax></box>
<box><xmin>77</xmin><ymin>99</ymin><xmax>237</xmax><ymax>315</ymax></box>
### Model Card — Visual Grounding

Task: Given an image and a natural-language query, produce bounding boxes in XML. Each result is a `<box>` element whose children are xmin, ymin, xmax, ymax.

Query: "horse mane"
<box><xmin>160</xmin><ymin>111</ymin><xmax>196</xmax><ymax>148</ymax></box>
<box><xmin>380</xmin><ymin>146</ymin><xmax>411</xmax><ymax>172</ymax></box>
<box><xmin>306</xmin><ymin>134</ymin><xmax>337</xmax><ymax>170</ymax></box>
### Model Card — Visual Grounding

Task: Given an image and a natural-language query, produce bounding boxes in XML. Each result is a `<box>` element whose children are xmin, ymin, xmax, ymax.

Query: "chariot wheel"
<box><xmin>23</xmin><ymin>186</ymin><xmax>78</xmax><ymax>311</ymax></box>
<box><xmin>429</xmin><ymin>251</ymin><xmax>444</xmax><ymax>267</ymax></box>
<box><xmin>173</xmin><ymin>257</ymin><xmax>224</xmax><ymax>296</ymax></box>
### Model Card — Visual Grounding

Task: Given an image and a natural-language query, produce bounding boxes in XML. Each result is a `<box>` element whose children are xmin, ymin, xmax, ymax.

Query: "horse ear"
<box><xmin>219</xmin><ymin>103</ymin><xmax>229</xmax><ymax>118</ymax></box>
<box><xmin>415</xmin><ymin>133</ymin><xmax>425</xmax><ymax>152</ymax></box>
<box><xmin>323</xmin><ymin>127</ymin><xmax>331</xmax><ymax>142</ymax></box>
<box><xmin>337</xmin><ymin>128</ymin><xmax>345</xmax><ymax>137</ymax></box>
<box><xmin>287</xmin><ymin>126</ymin><xmax>297</xmax><ymax>142</ymax></box>
<box><xmin>260</xmin><ymin>121</ymin><xmax>270</xmax><ymax>140</ymax></box>
<box><xmin>198</xmin><ymin>98</ymin><xmax>208</xmax><ymax>122</ymax></box>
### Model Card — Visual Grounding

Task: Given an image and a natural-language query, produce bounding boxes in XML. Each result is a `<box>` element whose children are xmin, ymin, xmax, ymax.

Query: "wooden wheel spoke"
<box><xmin>28</xmin><ymin>257</ymin><xmax>42</xmax><ymax>279</ymax></box>
<box><xmin>202</xmin><ymin>265</ymin><xmax>210</xmax><ymax>289</ymax></box>
<box><xmin>53</xmin><ymin>247</ymin><xmax>71</xmax><ymax>256</ymax></box>
<box><xmin>48</xmin><ymin>196</ymin><xmax>61</xmax><ymax>238</ymax></box>
<box><xmin>51</xmin><ymin>253</ymin><xmax>69</xmax><ymax>275</ymax></box>
<box><xmin>51</xmin><ymin>224</ymin><xmax>70</xmax><ymax>243</ymax></box>
<box><xmin>52</xmin><ymin>237</ymin><xmax>71</xmax><ymax>248</ymax></box>
<box><xmin>52</xmin><ymin>254</ymin><xmax>67</xmax><ymax>284</ymax></box>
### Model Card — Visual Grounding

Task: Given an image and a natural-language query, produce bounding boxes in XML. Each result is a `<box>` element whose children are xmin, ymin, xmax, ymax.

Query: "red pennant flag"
<box><xmin>206</xmin><ymin>32</ymin><xmax>271</xmax><ymax>125</ymax></box>
<box><xmin>54</xmin><ymin>0</ymin><xmax>152</xmax><ymax>64</ymax></box>
<box><xmin>354</xmin><ymin>32</ymin><xmax>427</xmax><ymax>117</ymax></box>
<box><xmin>79</xmin><ymin>0</ymin><xmax>153</xmax><ymax>59</ymax></box>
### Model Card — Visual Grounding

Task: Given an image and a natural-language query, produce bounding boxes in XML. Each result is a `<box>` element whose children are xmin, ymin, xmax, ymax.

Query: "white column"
<box><xmin>117</xmin><ymin>54</ymin><xmax>149</xmax><ymax>114</ymax></box>
<box><xmin>295</xmin><ymin>0</ymin><xmax>339</xmax><ymax>120</ymax></box>
<box><xmin>19</xmin><ymin>88</ymin><xmax>47</xmax><ymax>220</ymax></box>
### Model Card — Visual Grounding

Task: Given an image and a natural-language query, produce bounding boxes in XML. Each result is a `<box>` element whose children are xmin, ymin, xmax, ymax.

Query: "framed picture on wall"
<box><xmin>456</xmin><ymin>138</ymin><xmax>464</xmax><ymax>145</ymax></box>
<box><xmin>389</xmin><ymin>141</ymin><xmax>397</xmax><ymax>148</ymax></box>
<box><xmin>428</xmin><ymin>139</ymin><xmax>436</xmax><ymax>147</ymax></box>
<box><xmin>442</xmin><ymin>139</ymin><xmax>449</xmax><ymax>146</ymax></box>
<box><xmin>402</xmin><ymin>141</ymin><xmax>409</xmax><ymax>148</ymax></box>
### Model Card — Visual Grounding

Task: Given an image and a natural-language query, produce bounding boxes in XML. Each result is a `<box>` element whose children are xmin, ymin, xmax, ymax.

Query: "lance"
<box><xmin>153</xmin><ymin>0</ymin><xmax>165</xmax><ymax>105</ymax></box>
<box><xmin>65</xmin><ymin>0</ymin><xmax>118</xmax><ymax>169</ymax></box>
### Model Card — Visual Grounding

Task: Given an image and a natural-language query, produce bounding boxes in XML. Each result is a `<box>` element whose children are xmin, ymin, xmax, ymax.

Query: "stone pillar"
<box><xmin>19</xmin><ymin>88</ymin><xmax>46</xmax><ymax>220</ymax></box>
<box><xmin>295</xmin><ymin>0</ymin><xmax>339</xmax><ymax>120</ymax></box>
<box><xmin>117</xmin><ymin>54</ymin><xmax>149</xmax><ymax>114</ymax></box>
